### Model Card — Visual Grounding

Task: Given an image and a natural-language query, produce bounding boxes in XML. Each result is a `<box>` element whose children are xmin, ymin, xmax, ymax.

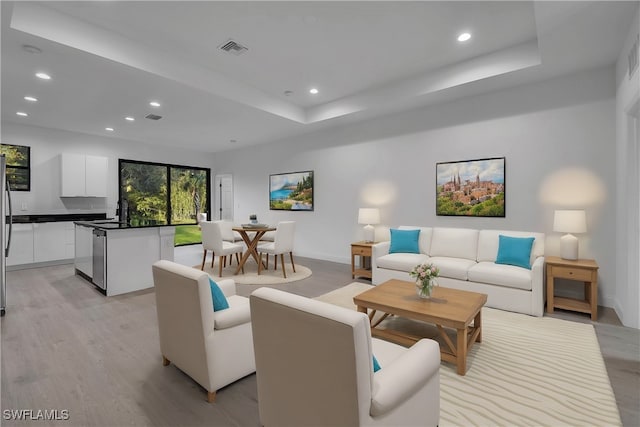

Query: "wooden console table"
<box><xmin>546</xmin><ymin>256</ymin><xmax>599</xmax><ymax>320</ymax></box>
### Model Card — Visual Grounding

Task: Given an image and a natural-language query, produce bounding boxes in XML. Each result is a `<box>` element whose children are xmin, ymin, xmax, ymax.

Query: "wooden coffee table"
<box><xmin>353</xmin><ymin>279</ymin><xmax>487</xmax><ymax>375</ymax></box>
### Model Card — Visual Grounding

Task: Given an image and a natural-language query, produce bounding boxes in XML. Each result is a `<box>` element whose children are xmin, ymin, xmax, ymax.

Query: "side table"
<box><xmin>351</xmin><ymin>241</ymin><xmax>375</xmax><ymax>279</ymax></box>
<box><xmin>545</xmin><ymin>256</ymin><xmax>599</xmax><ymax>320</ymax></box>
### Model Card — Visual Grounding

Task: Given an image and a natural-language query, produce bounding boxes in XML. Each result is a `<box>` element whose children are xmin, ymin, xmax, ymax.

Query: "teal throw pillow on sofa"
<box><xmin>495</xmin><ymin>235</ymin><xmax>535</xmax><ymax>270</ymax></box>
<box><xmin>389</xmin><ymin>229</ymin><xmax>420</xmax><ymax>254</ymax></box>
<box><xmin>372</xmin><ymin>355</ymin><xmax>381</xmax><ymax>372</ymax></box>
<box><xmin>209</xmin><ymin>277</ymin><xmax>229</xmax><ymax>311</ymax></box>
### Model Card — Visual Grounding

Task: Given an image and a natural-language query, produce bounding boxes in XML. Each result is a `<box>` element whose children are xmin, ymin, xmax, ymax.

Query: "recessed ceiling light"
<box><xmin>16</xmin><ymin>112</ymin><xmax>28</xmax><ymax>117</ymax></box>
<box><xmin>35</xmin><ymin>72</ymin><xmax>51</xmax><ymax>80</ymax></box>
<box><xmin>105</xmin><ymin>127</ymin><xmax>114</xmax><ymax>132</ymax></box>
<box><xmin>309</xmin><ymin>88</ymin><xmax>319</xmax><ymax>94</ymax></box>
<box><xmin>149</xmin><ymin>101</ymin><xmax>161</xmax><ymax>107</ymax></box>
<box><xmin>457</xmin><ymin>32</ymin><xmax>471</xmax><ymax>42</ymax></box>
<box><xmin>24</xmin><ymin>96</ymin><xmax>38</xmax><ymax>102</ymax></box>
<box><xmin>125</xmin><ymin>116</ymin><xmax>135</xmax><ymax>121</ymax></box>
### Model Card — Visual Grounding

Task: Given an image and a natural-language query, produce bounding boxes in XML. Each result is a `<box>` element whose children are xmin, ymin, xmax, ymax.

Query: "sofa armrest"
<box><xmin>372</xmin><ymin>241</ymin><xmax>391</xmax><ymax>265</ymax></box>
<box><xmin>531</xmin><ymin>256</ymin><xmax>544</xmax><ymax>291</ymax></box>
<box><xmin>370</xmin><ymin>339</ymin><xmax>440</xmax><ymax>417</ymax></box>
<box><xmin>530</xmin><ymin>256</ymin><xmax>545</xmax><ymax>316</ymax></box>
<box><xmin>216</xmin><ymin>278</ymin><xmax>237</xmax><ymax>297</ymax></box>
<box><xmin>213</xmin><ymin>301</ymin><xmax>251</xmax><ymax>330</ymax></box>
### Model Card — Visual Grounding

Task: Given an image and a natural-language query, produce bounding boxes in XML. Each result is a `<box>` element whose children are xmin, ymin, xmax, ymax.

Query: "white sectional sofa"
<box><xmin>371</xmin><ymin>226</ymin><xmax>545</xmax><ymax>316</ymax></box>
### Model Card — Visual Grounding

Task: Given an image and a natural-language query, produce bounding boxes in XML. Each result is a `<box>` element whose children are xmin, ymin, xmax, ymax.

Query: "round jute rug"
<box><xmin>194</xmin><ymin>258</ymin><xmax>311</xmax><ymax>285</ymax></box>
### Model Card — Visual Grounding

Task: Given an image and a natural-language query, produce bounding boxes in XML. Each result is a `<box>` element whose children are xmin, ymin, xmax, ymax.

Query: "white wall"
<box><xmin>0</xmin><ymin>122</ymin><xmax>215</xmax><ymax>218</ymax></box>
<box><xmin>615</xmin><ymin>5</ymin><xmax>640</xmax><ymax>328</ymax></box>
<box><xmin>214</xmin><ymin>66</ymin><xmax>619</xmax><ymax>309</ymax></box>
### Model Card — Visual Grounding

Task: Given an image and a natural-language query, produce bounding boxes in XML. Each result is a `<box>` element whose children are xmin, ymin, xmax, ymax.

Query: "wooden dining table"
<box><xmin>232</xmin><ymin>225</ymin><xmax>276</xmax><ymax>275</ymax></box>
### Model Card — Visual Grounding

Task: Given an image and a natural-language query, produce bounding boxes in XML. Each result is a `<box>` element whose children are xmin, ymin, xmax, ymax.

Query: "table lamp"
<box><xmin>553</xmin><ymin>209</ymin><xmax>587</xmax><ymax>260</ymax></box>
<box><xmin>358</xmin><ymin>208</ymin><xmax>380</xmax><ymax>243</ymax></box>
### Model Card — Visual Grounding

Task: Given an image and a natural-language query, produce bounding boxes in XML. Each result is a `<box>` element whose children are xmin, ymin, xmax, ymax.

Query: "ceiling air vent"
<box><xmin>218</xmin><ymin>39</ymin><xmax>248</xmax><ymax>56</ymax></box>
<box><xmin>145</xmin><ymin>114</ymin><xmax>162</xmax><ymax>121</ymax></box>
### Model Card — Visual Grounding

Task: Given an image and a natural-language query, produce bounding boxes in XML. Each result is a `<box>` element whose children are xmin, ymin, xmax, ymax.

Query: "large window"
<box><xmin>119</xmin><ymin>159</ymin><xmax>210</xmax><ymax>245</ymax></box>
<box><xmin>0</xmin><ymin>143</ymin><xmax>30</xmax><ymax>191</ymax></box>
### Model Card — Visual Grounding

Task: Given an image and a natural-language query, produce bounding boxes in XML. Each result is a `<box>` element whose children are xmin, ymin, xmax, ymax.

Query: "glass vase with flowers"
<box><xmin>409</xmin><ymin>263</ymin><xmax>440</xmax><ymax>299</ymax></box>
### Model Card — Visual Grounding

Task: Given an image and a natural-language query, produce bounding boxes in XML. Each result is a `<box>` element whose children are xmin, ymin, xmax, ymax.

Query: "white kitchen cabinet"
<box><xmin>85</xmin><ymin>155</ymin><xmax>108</xmax><ymax>197</ymax></box>
<box><xmin>6</xmin><ymin>223</ymin><xmax>34</xmax><ymax>266</ymax></box>
<box><xmin>60</xmin><ymin>153</ymin><xmax>108</xmax><ymax>197</ymax></box>
<box><xmin>33</xmin><ymin>222</ymin><xmax>74</xmax><ymax>263</ymax></box>
<box><xmin>65</xmin><ymin>222</ymin><xmax>75</xmax><ymax>259</ymax></box>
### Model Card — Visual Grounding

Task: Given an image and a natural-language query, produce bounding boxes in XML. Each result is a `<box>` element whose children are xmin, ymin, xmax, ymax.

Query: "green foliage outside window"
<box><xmin>0</xmin><ymin>144</ymin><xmax>30</xmax><ymax>191</ymax></box>
<box><xmin>171</xmin><ymin>168</ymin><xmax>207</xmax><ymax>224</ymax></box>
<box><xmin>119</xmin><ymin>160</ymin><xmax>209</xmax><ymax>245</ymax></box>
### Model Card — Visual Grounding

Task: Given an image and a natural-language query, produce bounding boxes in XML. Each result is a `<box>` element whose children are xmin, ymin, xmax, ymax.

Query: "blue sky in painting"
<box><xmin>436</xmin><ymin>159</ymin><xmax>504</xmax><ymax>185</ymax></box>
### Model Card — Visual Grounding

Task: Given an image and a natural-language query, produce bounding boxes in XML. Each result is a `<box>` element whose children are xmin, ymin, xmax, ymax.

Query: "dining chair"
<box><xmin>213</xmin><ymin>220</ymin><xmax>243</xmax><ymax>243</ymax></box>
<box><xmin>257</xmin><ymin>221</ymin><xmax>295</xmax><ymax>278</ymax></box>
<box><xmin>200</xmin><ymin>221</ymin><xmax>244</xmax><ymax>276</ymax></box>
<box><xmin>213</xmin><ymin>220</ymin><xmax>243</xmax><ymax>266</ymax></box>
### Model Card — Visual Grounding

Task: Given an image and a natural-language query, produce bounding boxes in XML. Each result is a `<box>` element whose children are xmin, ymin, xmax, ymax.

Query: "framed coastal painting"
<box><xmin>269</xmin><ymin>171</ymin><xmax>314</xmax><ymax>211</ymax></box>
<box><xmin>436</xmin><ymin>157</ymin><xmax>505</xmax><ymax>217</ymax></box>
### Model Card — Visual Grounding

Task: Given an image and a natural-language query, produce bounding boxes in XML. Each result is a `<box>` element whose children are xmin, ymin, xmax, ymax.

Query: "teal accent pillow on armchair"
<box><xmin>209</xmin><ymin>277</ymin><xmax>229</xmax><ymax>311</ymax></box>
<box><xmin>389</xmin><ymin>229</ymin><xmax>420</xmax><ymax>254</ymax></box>
<box><xmin>495</xmin><ymin>235</ymin><xmax>535</xmax><ymax>269</ymax></box>
<box><xmin>372</xmin><ymin>355</ymin><xmax>381</xmax><ymax>372</ymax></box>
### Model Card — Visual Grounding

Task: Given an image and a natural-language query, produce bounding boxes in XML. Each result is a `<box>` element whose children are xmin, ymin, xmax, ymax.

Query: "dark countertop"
<box><xmin>11</xmin><ymin>213</ymin><xmax>108</xmax><ymax>223</ymax></box>
<box><xmin>74</xmin><ymin>220</ymin><xmax>174</xmax><ymax>230</ymax></box>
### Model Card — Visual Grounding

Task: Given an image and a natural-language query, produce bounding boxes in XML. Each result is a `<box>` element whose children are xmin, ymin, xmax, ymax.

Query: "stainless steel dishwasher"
<box><xmin>92</xmin><ymin>228</ymin><xmax>106</xmax><ymax>291</ymax></box>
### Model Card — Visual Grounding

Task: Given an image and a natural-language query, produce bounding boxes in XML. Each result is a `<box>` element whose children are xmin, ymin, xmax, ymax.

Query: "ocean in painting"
<box><xmin>270</xmin><ymin>188</ymin><xmax>292</xmax><ymax>200</ymax></box>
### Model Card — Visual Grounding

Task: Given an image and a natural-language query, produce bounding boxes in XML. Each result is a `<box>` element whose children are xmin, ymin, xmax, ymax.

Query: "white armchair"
<box><xmin>152</xmin><ymin>260</ymin><xmax>255</xmax><ymax>402</ymax></box>
<box><xmin>250</xmin><ymin>287</ymin><xmax>440</xmax><ymax>426</ymax></box>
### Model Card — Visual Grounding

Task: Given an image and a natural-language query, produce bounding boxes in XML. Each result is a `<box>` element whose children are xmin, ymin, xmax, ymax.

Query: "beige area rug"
<box><xmin>315</xmin><ymin>283</ymin><xmax>622</xmax><ymax>427</ymax></box>
<box><xmin>195</xmin><ymin>257</ymin><xmax>311</xmax><ymax>285</ymax></box>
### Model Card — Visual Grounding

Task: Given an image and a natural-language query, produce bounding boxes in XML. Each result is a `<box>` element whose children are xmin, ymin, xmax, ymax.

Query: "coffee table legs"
<box><xmin>456</xmin><ymin>326</ymin><xmax>468</xmax><ymax>375</ymax></box>
<box><xmin>358</xmin><ymin>304</ymin><xmax>483</xmax><ymax>376</ymax></box>
<box><xmin>456</xmin><ymin>310</ymin><xmax>482</xmax><ymax>375</ymax></box>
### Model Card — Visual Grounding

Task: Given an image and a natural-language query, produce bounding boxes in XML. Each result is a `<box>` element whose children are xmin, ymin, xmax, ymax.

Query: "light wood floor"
<box><xmin>1</xmin><ymin>246</ymin><xmax>638</xmax><ymax>426</ymax></box>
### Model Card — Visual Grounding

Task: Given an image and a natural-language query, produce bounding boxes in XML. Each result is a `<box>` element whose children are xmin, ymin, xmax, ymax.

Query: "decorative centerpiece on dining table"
<box><xmin>409</xmin><ymin>263</ymin><xmax>440</xmax><ymax>299</ymax></box>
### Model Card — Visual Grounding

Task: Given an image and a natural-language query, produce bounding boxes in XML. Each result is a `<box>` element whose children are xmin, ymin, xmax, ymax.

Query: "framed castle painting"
<box><xmin>436</xmin><ymin>157</ymin><xmax>505</xmax><ymax>217</ymax></box>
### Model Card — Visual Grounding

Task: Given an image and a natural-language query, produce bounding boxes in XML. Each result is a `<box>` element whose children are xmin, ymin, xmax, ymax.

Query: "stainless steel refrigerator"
<box><xmin>1</xmin><ymin>155</ymin><xmax>13</xmax><ymax>316</ymax></box>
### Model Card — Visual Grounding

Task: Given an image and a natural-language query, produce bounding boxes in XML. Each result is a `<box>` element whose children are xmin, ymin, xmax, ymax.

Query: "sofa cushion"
<box><xmin>477</xmin><ymin>229</ymin><xmax>545</xmax><ymax>265</ymax></box>
<box><xmin>429</xmin><ymin>257</ymin><xmax>476</xmax><ymax>281</ymax></box>
<box><xmin>495</xmin><ymin>235</ymin><xmax>535</xmax><ymax>269</ymax></box>
<box><xmin>398</xmin><ymin>226</ymin><xmax>433</xmax><ymax>255</ymax></box>
<box><xmin>213</xmin><ymin>295</ymin><xmax>250</xmax><ymax>329</ymax></box>
<box><xmin>430</xmin><ymin>227</ymin><xmax>479</xmax><ymax>260</ymax></box>
<box><xmin>389</xmin><ymin>229</ymin><xmax>420</xmax><ymax>254</ymax></box>
<box><xmin>377</xmin><ymin>253</ymin><xmax>430</xmax><ymax>272</ymax></box>
<box><xmin>468</xmin><ymin>262</ymin><xmax>533</xmax><ymax>291</ymax></box>
<box><xmin>209</xmin><ymin>278</ymin><xmax>229</xmax><ymax>311</ymax></box>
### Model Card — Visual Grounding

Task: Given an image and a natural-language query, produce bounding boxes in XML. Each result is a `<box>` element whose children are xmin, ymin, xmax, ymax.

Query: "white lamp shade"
<box><xmin>358</xmin><ymin>208</ymin><xmax>380</xmax><ymax>225</ymax></box>
<box><xmin>553</xmin><ymin>210</ymin><xmax>587</xmax><ymax>234</ymax></box>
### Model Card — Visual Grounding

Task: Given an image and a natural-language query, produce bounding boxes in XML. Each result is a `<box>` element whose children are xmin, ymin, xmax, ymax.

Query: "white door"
<box><xmin>214</xmin><ymin>174</ymin><xmax>234</xmax><ymax>221</ymax></box>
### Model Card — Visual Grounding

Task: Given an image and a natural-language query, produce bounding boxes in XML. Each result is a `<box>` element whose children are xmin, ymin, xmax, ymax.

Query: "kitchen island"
<box><xmin>74</xmin><ymin>221</ymin><xmax>175</xmax><ymax>296</ymax></box>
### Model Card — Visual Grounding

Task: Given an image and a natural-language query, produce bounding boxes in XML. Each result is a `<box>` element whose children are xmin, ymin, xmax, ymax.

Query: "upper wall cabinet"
<box><xmin>60</xmin><ymin>153</ymin><xmax>108</xmax><ymax>197</ymax></box>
